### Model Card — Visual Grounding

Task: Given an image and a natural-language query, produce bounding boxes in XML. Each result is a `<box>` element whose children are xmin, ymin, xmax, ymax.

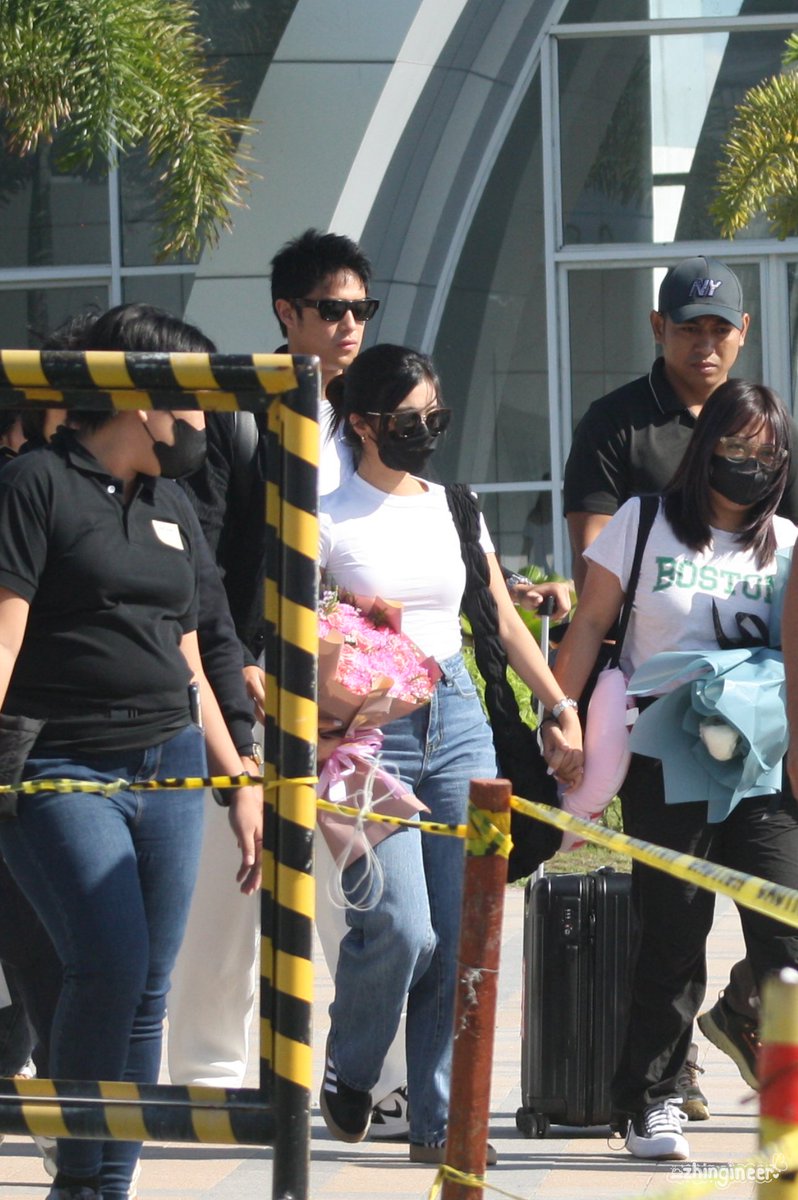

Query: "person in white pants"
<box><xmin>167</xmin><ymin>791</ymin><xmax>260</xmax><ymax>1087</ymax></box>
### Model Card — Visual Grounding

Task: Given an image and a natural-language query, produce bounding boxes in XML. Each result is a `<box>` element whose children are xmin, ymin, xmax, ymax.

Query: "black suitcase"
<box><xmin>516</xmin><ymin>867</ymin><xmax>634</xmax><ymax>1137</ymax></box>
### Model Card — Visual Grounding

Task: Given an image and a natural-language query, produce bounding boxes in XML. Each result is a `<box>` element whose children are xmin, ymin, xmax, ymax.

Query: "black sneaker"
<box><xmin>370</xmin><ymin>1085</ymin><xmax>409</xmax><ymax>1140</ymax></box>
<box><xmin>677</xmin><ymin>1042</ymin><xmax>710</xmax><ymax>1120</ymax></box>
<box><xmin>409</xmin><ymin>1140</ymin><xmax>498</xmax><ymax>1166</ymax></box>
<box><xmin>319</xmin><ymin>1040</ymin><xmax>372</xmax><ymax>1143</ymax></box>
<box><xmin>698</xmin><ymin>995</ymin><xmax>759</xmax><ymax>1090</ymax></box>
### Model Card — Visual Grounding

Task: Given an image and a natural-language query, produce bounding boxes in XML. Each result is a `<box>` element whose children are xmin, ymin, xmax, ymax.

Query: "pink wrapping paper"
<box><xmin>316</xmin><ymin>594</ymin><xmax>440</xmax><ymax>862</ymax></box>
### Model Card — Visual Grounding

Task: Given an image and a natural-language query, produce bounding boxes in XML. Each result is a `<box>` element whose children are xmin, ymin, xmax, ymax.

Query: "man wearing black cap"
<box><xmin>564</xmin><ymin>255</ymin><xmax>798</xmax><ymax>1113</ymax></box>
<box><xmin>565</xmin><ymin>255</ymin><xmax>798</xmax><ymax>591</ymax></box>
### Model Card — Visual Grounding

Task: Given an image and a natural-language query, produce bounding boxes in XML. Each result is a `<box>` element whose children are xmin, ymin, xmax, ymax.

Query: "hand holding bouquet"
<box><xmin>317</xmin><ymin>590</ymin><xmax>440</xmax><ymax>866</ymax></box>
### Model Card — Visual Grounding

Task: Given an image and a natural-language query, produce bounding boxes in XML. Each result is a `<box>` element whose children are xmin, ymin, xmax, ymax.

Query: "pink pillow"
<box><xmin>560</xmin><ymin>667</ymin><xmax>633</xmax><ymax>851</ymax></box>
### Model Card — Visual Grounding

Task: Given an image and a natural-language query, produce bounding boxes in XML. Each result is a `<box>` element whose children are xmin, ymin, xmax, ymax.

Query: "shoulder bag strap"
<box><xmin>608</xmin><ymin>493</ymin><xmax>659</xmax><ymax>668</ymax></box>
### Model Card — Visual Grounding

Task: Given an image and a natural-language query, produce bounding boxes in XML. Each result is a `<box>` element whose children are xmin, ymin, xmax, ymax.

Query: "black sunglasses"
<box><xmin>366</xmin><ymin>407</ymin><xmax>453</xmax><ymax>439</ymax></box>
<box><xmin>294</xmin><ymin>297</ymin><xmax>380</xmax><ymax>323</ymax></box>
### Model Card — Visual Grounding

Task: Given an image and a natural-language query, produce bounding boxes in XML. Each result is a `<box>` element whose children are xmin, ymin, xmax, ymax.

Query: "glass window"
<box><xmin>0</xmin><ymin>133</ymin><xmax>109</xmax><ymax>269</ymax></box>
<box><xmin>560</xmin><ymin>1</ymin><xmax>797</xmax><ymax>23</ymax></box>
<box><xmin>0</xmin><ymin>285</ymin><xmax>109</xmax><ymax>350</ymax></box>
<box><xmin>433</xmin><ymin>77</ymin><xmax>551</xmax><ymax>563</ymax></box>
<box><xmin>122</xmin><ymin>274</ymin><xmax>197</xmax><ymax>316</ymax></box>
<box><xmin>559</xmin><ymin>27</ymin><xmax>792</xmax><ymax>246</ymax></box>
<box><xmin>479</xmin><ymin>491</ymin><xmax>556</xmax><ymax>574</ymax></box>
<box><xmin>567</xmin><ymin>263</ymin><xmax>762</xmax><ymax>430</ymax></box>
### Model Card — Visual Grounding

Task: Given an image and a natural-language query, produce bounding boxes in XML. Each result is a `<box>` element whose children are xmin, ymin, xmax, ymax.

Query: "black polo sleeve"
<box><xmin>563</xmin><ymin>401</ymin><xmax>630</xmax><ymax>517</ymax></box>
<box><xmin>0</xmin><ymin>461</ymin><xmax>51</xmax><ymax>602</ymax></box>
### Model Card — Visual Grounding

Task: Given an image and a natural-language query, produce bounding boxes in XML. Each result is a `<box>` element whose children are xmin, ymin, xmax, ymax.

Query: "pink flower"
<box><xmin>319</xmin><ymin>592</ymin><xmax>436</xmax><ymax>703</ymax></box>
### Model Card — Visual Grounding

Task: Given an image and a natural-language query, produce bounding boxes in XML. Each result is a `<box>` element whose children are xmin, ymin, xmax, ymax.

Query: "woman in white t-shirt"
<box><xmin>553</xmin><ymin>379</ymin><xmax>798</xmax><ymax>1164</ymax></box>
<box><xmin>317</xmin><ymin>343</ymin><xmax>583</xmax><ymax>1163</ymax></box>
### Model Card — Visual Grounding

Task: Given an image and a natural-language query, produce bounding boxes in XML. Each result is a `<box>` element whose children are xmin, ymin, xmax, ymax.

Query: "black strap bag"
<box><xmin>446</xmin><ymin>484</ymin><xmax>561</xmax><ymax>880</ymax></box>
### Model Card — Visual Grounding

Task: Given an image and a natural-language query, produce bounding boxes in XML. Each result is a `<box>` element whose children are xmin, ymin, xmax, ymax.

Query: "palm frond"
<box><xmin>711</xmin><ymin>39</ymin><xmax>798</xmax><ymax>241</ymax></box>
<box><xmin>0</xmin><ymin>0</ymin><xmax>255</xmax><ymax>258</ymax></box>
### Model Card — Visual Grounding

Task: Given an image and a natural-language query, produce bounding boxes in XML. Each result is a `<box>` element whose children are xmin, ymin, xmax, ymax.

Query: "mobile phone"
<box><xmin>188</xmin><ymin>682</ymin><xmax>204</xmax><ymax>730</ymax></box>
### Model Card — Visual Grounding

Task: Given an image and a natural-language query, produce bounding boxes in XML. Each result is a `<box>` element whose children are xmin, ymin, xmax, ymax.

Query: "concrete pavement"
<box><xmin>1</xmin><ymin>882</ymin><xmax>765</xmax><ymax>1199</ymax></box>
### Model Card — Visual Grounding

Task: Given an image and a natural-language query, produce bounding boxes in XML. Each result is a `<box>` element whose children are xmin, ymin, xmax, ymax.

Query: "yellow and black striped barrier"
<box><xmin>0</xmin><ymin>349</ymin><xmax>299</xmax><ymax>412</ymax></box>
<box><xmin>0</xmin><ymin>350</ymin><xmax>320</xmax><ymax>1200</ymax></box>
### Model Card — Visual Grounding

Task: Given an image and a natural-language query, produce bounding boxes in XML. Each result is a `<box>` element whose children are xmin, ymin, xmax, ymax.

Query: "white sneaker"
<box><xmin>625</xmin><ymin>1097</ymin><xmax>689</xmax><ymax>1161</ymax></box>
<box><xmin>370</xmin><ymin>1086</ymin><xmax>409</xmax><ymax>1140</ymax></box>
<box><xmin>33</xmin><ymin>1133</ymin><xmax>58</xmax><ymax>1178</ymax></box>
<box><xmin>128</xmin><ymin>1159</ymin><xmax>142</xmax><ymax>1199</ymax></box>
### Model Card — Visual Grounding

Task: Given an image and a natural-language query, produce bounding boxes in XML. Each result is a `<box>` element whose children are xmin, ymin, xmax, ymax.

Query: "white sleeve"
<box><xmin>319</xmin><ymin>510</ymin><xmax>332</xmax><ymax>571</ymax></box>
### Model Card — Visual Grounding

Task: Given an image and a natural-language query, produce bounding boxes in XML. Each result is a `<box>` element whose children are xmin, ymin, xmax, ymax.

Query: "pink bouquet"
<box><xmin>317</xmin><ymin>591</ymin><xmax>440</xmax><ymax>865</ymax></box>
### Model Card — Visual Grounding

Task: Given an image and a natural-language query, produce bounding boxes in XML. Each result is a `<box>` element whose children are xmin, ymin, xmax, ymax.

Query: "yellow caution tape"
<box><xmin>428</xmin><ymin>1164</ymin><xmax>488</xmax><ymax>1199</ymax></box>
<box><xmin>426</xmin><ymin>1132</ymin><xmax>798</xmax><ymax>1200</ymax></box>
<box><xmin>512</xmin><ymin>796</ymin><xmax>798</xmax><ymax>929</ymax></box>
<box><xmin>0</xmin><ymin>774</ymin><xmax>315</xmax><ymax>796</ymax></box>
<box><xmin>316</xmin><ymin>796</ymin><xmax>468</xmax><ymax>840</ymax></box>
<box><xmin>467</xmin><ymin>807</ymin><xmax>512</xmax><ymax>859</ymax></box>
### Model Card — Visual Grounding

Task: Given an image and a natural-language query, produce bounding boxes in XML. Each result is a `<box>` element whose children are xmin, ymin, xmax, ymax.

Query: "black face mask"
<box><xmin>709</xmin><ymin>454</ymin><xmax>773</xmax><ymax>507</ymax></box>
<box><xmin>376</xmin><ymin>426</ymin><xmax>438</xmax><ymax>473</ymax></box>
<box><xmin>146</xmin><ymin>415</ymin><xmax>207</xmax><ymax>479</ymax></box>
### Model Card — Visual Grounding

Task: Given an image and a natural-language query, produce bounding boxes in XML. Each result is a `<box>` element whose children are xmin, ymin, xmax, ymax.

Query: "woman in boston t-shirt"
<box><xmin>317</xmin><ymin>343</ymin><xmax>583</xmax><ymax>1162</ymax></box>
<box><xmin>553</xmin><ymin>379</ymin><xmax>798</xmax><ymax>1163</ymax></box>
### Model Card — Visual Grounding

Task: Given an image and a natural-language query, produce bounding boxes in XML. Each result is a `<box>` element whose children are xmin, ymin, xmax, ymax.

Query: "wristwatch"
<box><xmin>239</xmin><ymin>741</ymin><xmax>264</xmax><ymax>767</ymax></box>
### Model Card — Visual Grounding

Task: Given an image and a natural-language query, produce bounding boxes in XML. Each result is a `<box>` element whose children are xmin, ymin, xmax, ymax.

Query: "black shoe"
<box><xmin>409</xmin><ymin>1141</ymin><xmax>498</xmax><ymax>1166</ymax></box>
<box><xmin>677</xmin><ymin>1042</ymin><xmax>710</xmax><ymax>1120</ymax></box>
<box><xmin>319</xmin><ymin>1040</ymin><xmax>372</xmax><ymax>1143</ymax></box>
<box><xmin>698</xmin><ymin>995</ymin><xmax>759</xmax><ymax>1090</ymax></box>
<box><xmin>370</xmin><ymin>1085</ymin><xmax>409</xmax><ymax>1140</ymax></box>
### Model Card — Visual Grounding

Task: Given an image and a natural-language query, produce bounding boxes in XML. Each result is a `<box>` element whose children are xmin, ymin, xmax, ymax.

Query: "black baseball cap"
<box><xmin>658</xmin><ymin>256</ymin><xmax>745</xmax><ymax>329</ymax></box>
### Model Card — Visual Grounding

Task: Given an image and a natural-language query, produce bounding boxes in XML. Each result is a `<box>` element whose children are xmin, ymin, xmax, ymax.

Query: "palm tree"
<box><xmin>0</xmin><ymin>0</ymin><xmax>253</xmax><ymax>259</ymax></box>
<box><xmin>712</xmin><ymin>32</ymin><xmax>798</xmax><ymax>240</ymax></box>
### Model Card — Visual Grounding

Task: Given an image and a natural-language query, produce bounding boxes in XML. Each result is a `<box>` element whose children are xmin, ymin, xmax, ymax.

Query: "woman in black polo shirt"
<box><xmin>0</xmin><ymin>397</ymin><xmax>262</xmax><ymax>1200</ymax></box>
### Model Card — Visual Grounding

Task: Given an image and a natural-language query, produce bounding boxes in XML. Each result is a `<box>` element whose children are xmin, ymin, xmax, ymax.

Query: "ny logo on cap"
<box><xmin>688</xmin><ymin>278</ymin><xmax>722</xmax><ymax>298</ymax></box>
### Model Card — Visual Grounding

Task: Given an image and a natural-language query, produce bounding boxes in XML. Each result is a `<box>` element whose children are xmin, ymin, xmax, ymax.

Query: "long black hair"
<box><xmin>663</xmin><ymin>379</ymin><xmax>791</xmax><ymax>569</ymax></box>
<box><xmin>327</xmin><ymin>343</ymin><xmax>441</xmax><ymax>460</ymax></box>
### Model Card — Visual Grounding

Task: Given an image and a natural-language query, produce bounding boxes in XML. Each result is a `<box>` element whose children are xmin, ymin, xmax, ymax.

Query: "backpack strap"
<box><xmin>445</xmin><ymin>483</ymin><xmax>562</xmax><ymax>878</ymax></box>
<box><xmin>608</xmin><ymin>494</ymin><xmax>659</xmax><ymax>669</ymax></box>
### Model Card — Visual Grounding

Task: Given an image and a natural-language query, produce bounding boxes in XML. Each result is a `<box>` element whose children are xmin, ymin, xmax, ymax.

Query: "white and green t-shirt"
<box><xmin>585</xmin><ymin>497</ymin><xmax>797</xmax><ymax>684</ymax></box>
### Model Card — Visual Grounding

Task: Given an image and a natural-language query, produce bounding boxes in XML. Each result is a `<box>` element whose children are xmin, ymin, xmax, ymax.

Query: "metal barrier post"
<box><xmin>759</xmin><ymin>967</ymin><xmax>798</xmax><ymax>1197</ymax></box>
<box><xmin>441</xmin><ymin>777</ymin><xmax>511</xmax><ymax>1200</ymax></box>
<box><xmin>270</xmin><ymin>368</ymin><xmax>319</xmax><ymax>1200</ymax></box>
<box><xmin>0</xmin><ymin>350</ymin><xmax>320</xmax><ymax>1200</ymax></box>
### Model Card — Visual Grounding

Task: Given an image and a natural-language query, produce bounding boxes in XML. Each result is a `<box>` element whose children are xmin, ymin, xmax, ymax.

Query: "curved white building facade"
<box><xmin>2</xmin><ymin>0</ymin><xmax>797</xmax><ymax>572</ymax></box>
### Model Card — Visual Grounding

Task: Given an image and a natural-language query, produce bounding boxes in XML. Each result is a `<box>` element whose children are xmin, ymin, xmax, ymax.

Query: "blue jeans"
<box><xmin>329</xmin><ymin>654</ymin><xmax>497</xmax><ymax>1145</ymax></box>
<box><xmin>0</xmin><ymin>723</ymin><xmax>206</xmax><ymax>1199</ymax></box>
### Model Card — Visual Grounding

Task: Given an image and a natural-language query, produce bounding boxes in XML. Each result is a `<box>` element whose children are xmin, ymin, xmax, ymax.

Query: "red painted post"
<box><xmin>441</xmin><ymin>777</ymin><xmax>511</xmax><ymax>1200</ymax></box>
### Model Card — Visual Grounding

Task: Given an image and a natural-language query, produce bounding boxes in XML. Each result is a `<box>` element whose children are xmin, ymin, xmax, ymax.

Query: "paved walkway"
<box><xmin>1</xmin><ymin>882</ymin><xmax>764</xmax><ymax>1199</ymax></box>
